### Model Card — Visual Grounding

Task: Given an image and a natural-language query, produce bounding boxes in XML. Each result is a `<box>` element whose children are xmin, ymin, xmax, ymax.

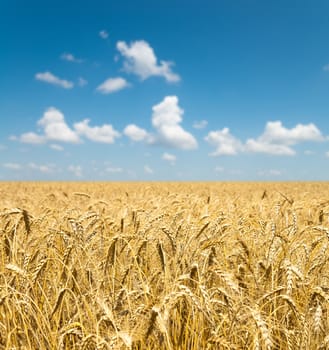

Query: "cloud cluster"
<box><xmin>17</xmin><ymin>107</ymin><xmax>120</xmax><ymax>145</ymax></box>
<box><xmin>117</xmin><ymin>40</ymin><xmax>180</xmax><ymax>82</ymax></box>
<box><xmin>206</xmin><ymin>121</ymin><xmax>325</xmax><ymax>156</ymax></box>
<box><xmin>35</xmin><ymin>71</ymin><xmax>74</xmax><ymax>89</ymax></box>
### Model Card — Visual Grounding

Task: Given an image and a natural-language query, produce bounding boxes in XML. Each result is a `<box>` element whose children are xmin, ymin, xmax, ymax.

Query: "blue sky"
<box><xmin>1</xmin><ymin>0</ymin><xmax>329</xmax><ymax>180</ymax></box>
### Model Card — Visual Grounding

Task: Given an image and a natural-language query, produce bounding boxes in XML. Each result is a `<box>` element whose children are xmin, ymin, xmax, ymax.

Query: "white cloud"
<box><xmin>28</xmin><ymin>162</ymin><xmax>54</xmax><ymax>174</ymax></box>
<box><xmin>68</xmin><ymin>165</ymin><xmax>82</xmax><ymax>177</ymax></box>
<box><xmin>78</xmin><ymin>77</ymin><xmax>88</xmax><ymax>87</ymax></box>
<box><xmin>151</xmin><ymin>96</ymin><xmax>197</xmax><ymax>150</ymax></box>
<box><xmin>144</xmin><ymin>165</ymin><xmax>153</xmax><ymax>174</ymax></box>
<box><xmin>15</xmin><ymin>107</ymin><xmax>122</xmax><ymax>146</ymax></box>
<box><xmin>323</xmin><ymin>64</ymin><xmax>329</xmax><ymax>72</ymax></box>
<box><xmin>205</xmin><ymin>128</ymin><xmax>243</xmax><ymax>156</ymax></box>
<box><xmin>106</xmin><ymin>167</ymin><xmax>123</xmax><ymax>173</ymax></box>
<box><xmin>116</xmin><ymin>40</ymin><xmax>180</xmax><ymax>82</ymax></box>
<box><xmin>304</xmin><ymin>150</ymin><xmax>315</xmax><ymax>155</ymax></box>
<box><xmin>3</xmin><ymin>163</ymin><xmax>21</xmax><ymax>170</ymax></box>
<box><xmin>206</xmin><ymin>120</ymin><xmax>325</xmax><ymax>157</ymax></box>
<box><xmin>245</xmin><ymin>139</ymin><xmax>295</xmax><ymax>156</ymax></box>
<box><xmin>257</xmin><ymin>169</ymin><xmax>282</xmax><ymax>177</ymax></box>
<box><xmin>245</xmin><ymin>121</ymin><xmax>324</xmax><ymax>156</ymax></box>
<box><xmin>193</xmin><ymin>120</ymin><xmax>208</xmax><ymax>129</ymax></box>
<box><xmin>0</xmin><ymin>145</ymin><xmax>6</xmax><ymax>151</ymax></box>
<box><xmin>74</xmin><ymin>119</ymin><xmax>120</xmax><ymax>143</ymax></box>
<box><xmin>253</xmin><ymin>121</ymin><xmax>324</xmax><ymax>145</ymax></box>
<box><xmin>38</xmin><ymin>107</ymin><xmax>80</xmax><ymax>143</ymax></box>
<box><xmin>124</xmin><ymin>124</ymin><xmax>149</xmax><ymax>142</ymax></box>
<box><xmin>99</xmin><ymin>30</ymin><xmax>109</xmax><ymax>39</ymax></box>
<box><xmin>162</xmin><ymin>152</ymin><xmax>176</xmax><ymax>164</ymax></box>
<box><xmin>60</xmin><ymin>53</ymin><xmax>83</xmax><ymax>63</ymax></box>
<box><xmin>50</xmin><ymin>144</ymin><xmax>64</xmax><ymax>151</ymax></box>
<box><xmin>215</xmin><ymin>166</ymin><xmax>224</xmax><ymax>173</ymax></box>
<box><xmin>123</xmin><ymin>96</ymin><xmax>197</xmax><ymax>150</ymax></box>
<box><xmin>19</xmin><ymin>132</ymin><xmax>45</xmax><ymax>144</ymax></box>
<box><xmin>35</xmin><ymin>71</ymin><xmax>74</xmax><ymax>89</ymax></box>
<box><xmin>96</xmin><ymin>77</ymin><xmax>130</xmax><ymax>94</ymax></box>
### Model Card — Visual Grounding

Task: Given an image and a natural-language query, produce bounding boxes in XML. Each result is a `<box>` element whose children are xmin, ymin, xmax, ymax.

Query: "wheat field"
<box><xmin>1</xmin><ymin>182</ymin><xmax>329</xmax><ymax>349</ymax></box>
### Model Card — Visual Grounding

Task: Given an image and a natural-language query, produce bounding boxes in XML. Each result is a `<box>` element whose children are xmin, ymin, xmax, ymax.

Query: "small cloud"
<box><xmin>257</xmin><ymin>169</ymin><xmax>282</xmax><ymax>177</ymax></box>
<box><xmin>74</xmin><ymin>119</ymin><xmax>120</xmax><ymax>144</ymax></box>
<box><xmin>144</xmin><ymin>165</ymin><xmax>153</xmax><ymax>174</ymax></box>
<box><xmin>68</xmin><ymin>165</ymin><xmax>82</xmax><ymax>177</ymax></box>
<box><xmin>205</xmin><ymin>128</ymin><xmax>243</xmax><ymax>156</ymax></box>
<box><xmin>323</xmin><ymin>64</ymin><xmax>329</xmax><ymax>71</ymax></box>
<box><xmin>116</xmin><ymin>40</ymin><xmax>180</xmax><ymax>82</ymax></box>
<box><xmin>3</xmin><ymin>163</ymin><xmax>21</xmax><ymax>170</ymax></box>
<box><xmin>325</xmin><ymin>151</ymin><xmax>329</xmax><ymax>157</ymax></box>
<box><xmin>99</xmin><ymin>30</ymin><xmax>109</xmax><ymax>39</ymax></box>
<box><xmin>0</xmin><ymin>145</ymin><xmax>6</xmax><ymax>150</ymax></box>
<box><xmin>245</xmin><ymin>139</ymin><xmax>295</xmax><ymax>156</ymax></box>
<box><xmin>28</xmin><ymin>162</ymin><xmax>54</xmax><ymax>174</ymax></box>
<box><xmin>124</xmin><ymin>124</ymin><xmax>149</xmax><ymax>142</ymax></box>
<box><xmin>106</xmin><ymin>167</ymin><xmax>123</xmax><ymax>173</ymax></box>
<box><xmin>304</xmin><ymin>150</ymin><xmax>315</xmax><ymax>155</ymax></box>
<box><xmin>162</xmin><ymin>152</ymin><xmax>176</xmax><ymax>164</ymax></box>
<box><xmin>215</xmin><ymin>166</ymin><xmax>224</xmax><ymax>173</ymax></box>
<box><xmin>50</xmin><ymin>144</ymin><xmax>64</xmax><ymax>151</ymax></box>
<box><xmin>60</xmin><ymin>52</ymin><xmax>83</xmax><ymax>63</ymax></box>
<box><xmin>96</xmin><ymin>77</ymin><xmax>130</xmax><ymax>94</ymax></box>
<box><xmin>193</xmin><ymin>120</ymin><xmax>208</xmax><ymax>129</ymax></box>
<box><xmin>19</xmin><ymin>132</ymin><xmax>45</xmax><ymax>144</ymax></box>
<box><xmin>35</xmin><ymin>71</ymin><xmax>74</xmax><ymax>89</ymax></box>
<box><xmin>78</xmin><ymin>77</ymin><xmax>88</xmax><ymax>87</ymax></box>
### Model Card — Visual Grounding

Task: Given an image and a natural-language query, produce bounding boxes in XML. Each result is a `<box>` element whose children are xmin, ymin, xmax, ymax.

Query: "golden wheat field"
<box><xmin>1</xmin><ymin>182</ymin><xmax>329</xmax><ymax>349</ymax></box>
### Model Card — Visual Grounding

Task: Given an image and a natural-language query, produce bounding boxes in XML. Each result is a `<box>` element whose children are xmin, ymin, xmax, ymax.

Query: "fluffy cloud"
<box><xmin>38</xmin><ymin>107</ymin><xmax>80</xmax><ymax>143</ymax></box>
<box><xmin>193</xmin><ymin>120</ymin><xmax>208</xmax><ymax>129</ymax></box>
<box><xmin>245</xmin><ymin>121</ymin><xmax>324</xmax><ymax>155</ymax></box>
<box><xmin>60</xmin><ymin>53</ymin><xmax>83</xmax><ymax>63</ymax></box>
<box><xmin>323</xmin><ymin>64</ymin><xmax>329</xmax><ymax>72</ymax></box>
<box><xmin>74</xmin><ymin>119</ymin><xmax>120</xmax><ymax>143</ymax></box>
<box><xmin>116</xmin><ymin>40</ymin><xmax>180</xmax><ymax>82</ymax></box>
<box><xmin>16</xmin><ymin>107</ymin><xmax>120</xmax><ymax>145</ymax></box>
<box><xmin>35</xmin><ymin>71</ymin><xmax>74</xmax><ymax>89</ymax></box>
<box><xmin>151</xmin><ymin>96</ymin><xmax>197</xmax><ymax>149</ymax></box>
<box><xmin>162</xmin><ymin>152</ymin><xmax>176</xmax><ymax>164</ymax></box>
<box><xmin>205</xmin><ymin>128</ymin><xmax>243</xmax><ymax>156</ymax></box>
<box><xmin>124</xmin><ymin>124</ymin><xmax>149</xmax><ymax>141</ymax></box>
<box><xmin>123</xmin><ymin>96</ymin><xmax>197</xmax><ymax>150</ymax></box>
<box><xmin>206</xmin><ymin>121</ymin><xmax>325</xmax><ymax>156</ymax></box>
<box><xmin>96</xmin><ymin>77</ymin><xmax>130</xmax><ymax>94</ymax></box>
<box><xmin>99</xmin><ymin>30</ymin><xmax>109</xmax><ymax>39</ymax></box>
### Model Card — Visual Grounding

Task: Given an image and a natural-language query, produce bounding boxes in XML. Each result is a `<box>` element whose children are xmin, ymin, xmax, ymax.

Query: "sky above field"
<box><xmin>2</xmin><ymin>0</ymin><xmax>329</xmax><ymax>180</ymax></box>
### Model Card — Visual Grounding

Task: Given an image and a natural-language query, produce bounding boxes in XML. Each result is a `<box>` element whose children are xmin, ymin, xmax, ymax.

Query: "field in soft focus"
<box><xmin>1</xmin><ymin>182</ymin><xmax>329</xmax><ymax>349</ymax></box>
